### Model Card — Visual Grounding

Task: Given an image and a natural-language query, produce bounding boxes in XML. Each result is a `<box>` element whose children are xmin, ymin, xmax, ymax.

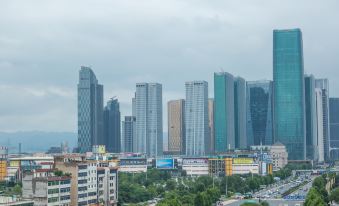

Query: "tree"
<box><xmin>330</xmin><ymin>188</ymin><xmax>339</xmax><ymax>203</ymax></box>
<box><xmin>305</xmin><ymin>188</ymin><xmax>326</xmax><ymax>206</ymax></box>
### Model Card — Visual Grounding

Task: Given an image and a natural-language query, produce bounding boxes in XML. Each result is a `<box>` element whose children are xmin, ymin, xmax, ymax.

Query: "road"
<box><xmin>221</xmin><ymin>174</ymin><xmax>317</xmax><ymax>206</ymax></box>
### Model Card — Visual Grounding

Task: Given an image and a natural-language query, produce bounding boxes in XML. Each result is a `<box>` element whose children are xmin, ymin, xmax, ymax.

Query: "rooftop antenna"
<box><xmin>219</xmin><ymin>67</ymin><xmax>224</xmax><ymax>73</ymax></box>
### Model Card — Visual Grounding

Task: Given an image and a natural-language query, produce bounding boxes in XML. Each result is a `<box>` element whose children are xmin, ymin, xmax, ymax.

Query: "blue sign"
<box><xmin>156</xmin><ymin>159</ymin><xmax>174</xmax><ymax>169</ymax></box>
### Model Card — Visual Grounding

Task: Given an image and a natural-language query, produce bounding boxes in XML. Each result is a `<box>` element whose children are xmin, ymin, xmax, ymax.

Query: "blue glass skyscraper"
<box><xmin>246</xmin><ymin>80</ymin><xmax>273</xmax><ymax>146</ymax></box>
<box><xmin>77</xmin><ymin>66</ymin><xmax>103</xmax><ymax>153</ymax></box>
<box><xmin>273</xmin><ymin>29</ymin><xmax>306</xmax><ymax>160</ymax></box>
<box><xmin>214</xmin><ymin>72</ymin><xmax>235</xmax><ymax>153</ymax></box>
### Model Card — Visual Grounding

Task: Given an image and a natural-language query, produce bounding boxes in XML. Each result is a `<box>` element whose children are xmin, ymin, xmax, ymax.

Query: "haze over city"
<box><xmin>1</xmin><ymin>0</ymin><xmax>339</xmax><ymax>133</ymax></box>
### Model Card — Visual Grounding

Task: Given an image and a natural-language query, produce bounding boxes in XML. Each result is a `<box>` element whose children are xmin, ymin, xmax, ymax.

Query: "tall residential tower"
<box><xmin>168</xmin><ymin>99</ymin><xmax>185</xmax><ymax>154</ymax></box>
<box><xmin>185</xmin><ymin>81</ymin><xmax>209</xmax><ymax>156</ymax></box>
<box><xmin>135</xmin><ymin>83</ymin><xmax>163</xmax><ymax>157</ymax></box>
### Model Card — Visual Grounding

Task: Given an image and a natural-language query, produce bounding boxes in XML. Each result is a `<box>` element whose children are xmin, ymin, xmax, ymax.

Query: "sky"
<box><xmin>0</xmin><ymin>0</ymin><xmax>339</xmax><ymax>132</ymax></box>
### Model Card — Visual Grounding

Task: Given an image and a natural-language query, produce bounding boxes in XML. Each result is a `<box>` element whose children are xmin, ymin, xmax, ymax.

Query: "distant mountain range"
<box><xmin>0</xmin><ymin>131</ymin><xmax>77</xmax><ymax>153</ymax></box>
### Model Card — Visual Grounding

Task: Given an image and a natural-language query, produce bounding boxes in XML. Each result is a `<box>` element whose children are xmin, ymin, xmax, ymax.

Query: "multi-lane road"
<box><xmin>220</xmin><ymin>174</ymin><xmax>317</xmax><ymax>206</ymax></box>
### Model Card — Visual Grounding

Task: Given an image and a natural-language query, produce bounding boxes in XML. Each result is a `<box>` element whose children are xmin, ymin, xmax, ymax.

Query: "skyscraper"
<box><xmin>122</xmin><ymin>116</ymin><xmax>136</xmax><ymax>153</ymax></box>
<box><xmin>135</xmin><ymin>83</ymin><xmax>163</xmax><ymax>157</ymax></box>
<box><xmin>273</xmin><ymin>29</ymin><xmax>306</xmax><ymax>160</ymax></box>
<box><xmin>246</xmin><ymin>80</ymin><xmax>273</xmax><ymax>146</ymax></box>
<box><xmin>208</xmin><ymin>99</ymin><xmax>215</xmax><ymax>154</ymax></box>
<box><xmin>185</xmin><ymin>81</ymin><xmax>209</xmax><ymax>156</ymax></box>
<box><xmin>329</xmin><ymin>98</ymin><xmax>339</xmax><ymax>159</ymax></box>
<box><xmin>214</xmin><ymin>72</ymin><xmax>235</xmax><ymax>152</ymax></box>
<box><xmin>234</xmin><ymin>77</ymin><xmax>247</xmax><ymax>149</ymax></box>
<box><xmin>77</xmin><ymin>66</ymin><xmax>103</xmax><ymax>153</ymax></box>
<box><xmin>315</xmin><ymin>79</ymin><xmax>330</xmax><ymax>161</ymax></box>
<box><xmin>103</xmin><ymin>98</ymin><xmax>121</xmax><ymax>153</ymax></box>
<box><xmin>167</xmin><ymin>99</ymin><xmax>185</xmax><ymax>154</ymax></box>
<box><xmin>304</xmin><ymin>75</ymin><xmax>317</xmax><ymax>160</ymax></box>
<box><xmin>315</xmin><ymin>88</ymin><xmax>324</xmax><ymax>162</ymax></box>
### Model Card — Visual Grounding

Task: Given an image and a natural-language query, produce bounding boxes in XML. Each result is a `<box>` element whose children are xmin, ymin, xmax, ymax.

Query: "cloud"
<box><xmin>0</xmin><ymin>0</ymin><xmax>339</xmax><ymax>131</ymax></box>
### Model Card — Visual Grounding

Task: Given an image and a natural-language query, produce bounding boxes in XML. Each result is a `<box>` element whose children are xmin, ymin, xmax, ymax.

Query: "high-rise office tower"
<box><xmin>315</xmin><ymin>89</ymin><xmax>324</xmax><ymax>162</ymax></box>
<box><xmin>246</xmin><ymin>80</ymin><xmax>273</xmax><ymax>146</ymax></box>
<box><xmin>315</xmin><ymin>79</ymin><xmax>330</xmax><ymax>161</ymax></box>
<box><xmin>167</xmin><ymin>99</ymin><xmax>185</xmax><ymax>154</ymax></box>
<box><xmin>304</xmin><ymin>75</ymin><xmax>317</xmax><ymax>160</ymax></box>
<box><xmin>329</xmin><ymin>98</ymin><xmax>339</xmax><ymax>159</ymax></box>
<box><xmin>135</xmin><ymin>83</ymin><xmax>163</xmax><ymax>157</ymax></box>
<box><xmin>234</xmin><ymin>77</ymin><xmax>247</xmax><ymax>149</ymax></box>
<box><xmin>208</xmin><ymin>99</ymin><xmax>215</xmax><ymax>154</ymax></box>
<box><xmin>103</xmin><ymin>98</ymin><xmax>121</xmax><ymax>153</ymax></box>
<box><xmin>122</xmin><ymin>116</ymin><xmax>136</xmax><ymax>153</ymax></box>
<box><xmin>77</xmin><ymin>66</ymin><xmax>104</xmax><ymax>153</ymax></box>
<box><xmin>273</xmin><ymin>29</ymin><xmax>306</xmax><ymax>160</ymax></box>
<box><xmin>214</xmin><ymin>72</ymin><xmax>235</xmax><ymax>152</ymax></box>
<box><xmin>185</xmin><ymin>81</ymin><xmax>209</xmax><ymax>156</ymax></box>
<box><xmin>132</xmin><ymin>94</ymin><xmax>136</xmax><ymax>117</ymax></box>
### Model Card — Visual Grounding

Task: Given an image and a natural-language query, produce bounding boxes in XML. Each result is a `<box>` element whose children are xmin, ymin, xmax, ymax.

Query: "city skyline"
<box><xmin>1</xmin><ymin>1</ymin><xmax>339</xmax><ymax>133</ymax></box>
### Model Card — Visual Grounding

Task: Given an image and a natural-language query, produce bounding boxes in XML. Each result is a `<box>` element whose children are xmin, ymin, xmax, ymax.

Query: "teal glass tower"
<box><xmin>273</xmin><ymin>29</ymin><xmax>306</xmax><ymax>160</ymax></box>
<box><xmin>214</xmin><ymin>72</ymin><xmax>235</xmax><ymax>153</ymax></box>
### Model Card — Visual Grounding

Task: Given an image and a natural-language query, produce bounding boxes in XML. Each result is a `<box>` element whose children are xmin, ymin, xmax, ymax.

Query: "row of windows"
<box><xmin>60</xmin><ymin>187</ymin><xmax>70</xmax><ymax>193</ymax></box>
<box><xmin>78</xmin><ymin>172</ymin><xmax>87</xmax><ymax>177</ymax></box>
<box><xmin>48</xmin><ymin>197</ymin><xmax>58</xmax><ymax>203</ymax></box>
<box><xmin>78</xmin><ymin>193</ymin><xmax>87</xmax><ymax>198</ymax></box>
<box><xmin>48</xmin><ymin>188</ymin><xmax>59</xmax><ymax>194</ymax></box>
<box><xmin>48</xmin><ymin>181</ymin><xmax>59</xmax><ymax>186</ymax></box>
<box><xmin>60</xmin><ymin>195</ymin><xmax>70</xmax><ymax>201</ymax></box>
<box><xmin>78</xmin><ymin>179</ymin><xmax>87</xmax><ymax>184</ymax></box>
<box><xmin>78</xmin><ymin>186</ymin><xmax>87</xmax><ymax>191</ymax></box>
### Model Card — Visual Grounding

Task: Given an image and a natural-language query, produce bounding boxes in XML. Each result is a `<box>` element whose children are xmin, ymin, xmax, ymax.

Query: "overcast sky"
<box><xmin>0</xmin><ymin>0</ymin><xmax>339</xmax><ymax>132</ymax></box>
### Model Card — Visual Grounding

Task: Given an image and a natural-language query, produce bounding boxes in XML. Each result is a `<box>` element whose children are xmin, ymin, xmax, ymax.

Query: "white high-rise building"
<box><xmin>185</xmin><ymin>81</ymin><xmax>209</xmax><ymax>156</ymax></box>
<box><xmin>135</xmin><ymin>83</ymin><xmax>163</xmax><ymax>157</ymax></box>
<box><xmin>315</xmin><ymin>88</ymin><xmax>325</xmax><ymax>162</ymax></box>
<box><xmin>315</xmin><ymin>79</ymin><xmax>330</xmax><ymax>161</ymax></box>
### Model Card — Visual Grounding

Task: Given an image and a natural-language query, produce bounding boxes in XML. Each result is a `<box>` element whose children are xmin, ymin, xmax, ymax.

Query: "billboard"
<box><xmin>119</xmin><ymin>158</ymin><xmax>147</xmax><ymax>166</ymax></box>
<box><xmin>233</xmin><ymin>158</ymin><xmax>254</xmax><ymax>164</ymax></box>
<box><xmin>156</xmin><ymin>159</ymin><xmax>174</xmax><ymax>169</ymax></box>
<box><xmin>182</xmin><ymin>158</ymin><xmax>208</xmax><ymax>165</ymax></box>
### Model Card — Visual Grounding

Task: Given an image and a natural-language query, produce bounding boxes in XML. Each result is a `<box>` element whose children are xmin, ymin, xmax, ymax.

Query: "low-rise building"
<box><xmin>250</xmin><ymin>142</ymin><xmax>288</xmax><ymax>171</ymax></box>
<box><xmin>182</xmin><ymin>158</ymin><xmax>209</xmax><ymax>176</ymax></box>
<box><xmin>118</xmin><ymin>158</ymin><xmax>147</xmax><ymax>173</ymax></box>
<box><xmin>22</xmin><ymin>170</ymin><xmax>71</xmax><ymax>206</ymax></box>
<box><xmin>54</xmin><ymin>154</ymin><xmax>118</xmax><ymax>206</ymax></box>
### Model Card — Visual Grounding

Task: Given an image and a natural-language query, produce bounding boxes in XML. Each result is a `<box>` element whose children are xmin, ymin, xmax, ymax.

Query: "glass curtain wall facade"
<box><xmin>103</xmin><ymin>98</ymin><xmax>121</xmax><ymax>153</ymax></box>
<box><xmin>246</xmin><ymin>80</ymin><xmax>273</xmax><ymax>146</ymax></box>
<box><xmin>315</xmin><ymin>79</ymin><xmax>330</xmax><ymax>161</ymax></box>
<box><xmin>273</xmin><ymin>29</ymin><xmax>306</xmax><ymax>160</ymax></box>
<box><xmin>135</xmin><ymin>83</ymin><xmax>163</xmax><ymax>157</ymax></box>
<box><xmin>77</xmin><ymin>66</ymin><xmax>104</xmax><ymax>153</ymax></box>
<box><xmin>122</xmin><ymin>116</ymin><xmax>136</xmax><ymax>153</ymax></box>
<box><xmin>234</xmin><ymin>77</ymin><xmax>247</xmax><ymax>149</ymax></box>
<box><xmin>329</xmin><ymin>98</ymin><xmax>339</xmax><ymax>160</ymax></box>
<box><xmin>304</xmin><ymin>75</ymin><xmax>317</xmax><ymax>160</ymax></box>
<box><xmin>185</xmin><ymin>81</ymin><xmax>209</xmax><ymax>156</ymax></box>
<box><xmin>214</xmin><ymin>72</ymin><xmax>235</xmax><ymax>153</ymax></box>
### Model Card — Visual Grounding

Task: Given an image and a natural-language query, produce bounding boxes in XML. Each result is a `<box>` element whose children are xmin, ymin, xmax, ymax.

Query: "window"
<box><xmin>48</xmin><ymin>188</ymin><xmax>59</xmax><ymax>194</ymax></box>
<box><xmin>48</xmin><ymin>197</ymin><xmax>58</xmax><ymax>203</ymax></box>
<box><xmin>60</xmin><ymin>187</ymin><xmax>70</xmax><ymax>193</ymax></box>
<box><xmin>48</xmin><ymin>181</ymin><xmax>59</xmax><ymax>186</ymax></box>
